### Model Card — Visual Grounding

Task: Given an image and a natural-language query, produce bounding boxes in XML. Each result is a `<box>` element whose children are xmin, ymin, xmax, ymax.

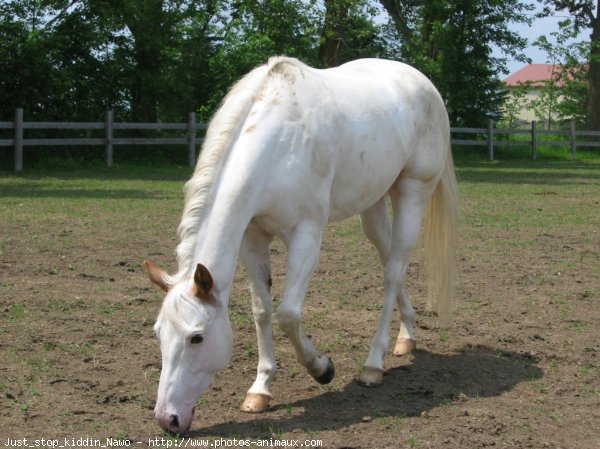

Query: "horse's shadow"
<box><xmin>189</xmin><ymin>345</ymin><xmax>542</xmax><ymax>437</ymax></box>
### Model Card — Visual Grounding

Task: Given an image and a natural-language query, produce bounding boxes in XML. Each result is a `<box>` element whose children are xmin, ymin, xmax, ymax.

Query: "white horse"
<box><xmin>144</xmin><ymin>56</ymin><xmax>458</xmax><ymax>433</ymax></box>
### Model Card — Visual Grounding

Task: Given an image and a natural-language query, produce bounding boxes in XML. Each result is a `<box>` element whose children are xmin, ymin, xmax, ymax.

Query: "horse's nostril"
<box><xmin>169</xmin><ymin>414</ymin><xmax>179</xmax><ymax>428</ymax></box>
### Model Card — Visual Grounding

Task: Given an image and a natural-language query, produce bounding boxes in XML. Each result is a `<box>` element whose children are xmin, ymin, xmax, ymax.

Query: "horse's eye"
<box><xmin>190</xmin><ymin>334</ymin><xmax>204</xmax><ymax>344</ymax></box>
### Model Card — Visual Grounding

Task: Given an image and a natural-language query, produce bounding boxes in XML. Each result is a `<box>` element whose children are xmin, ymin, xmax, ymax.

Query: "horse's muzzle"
<box><xmin>156</xmin><ymin>406</ymin><xmax>195</xmax><ymax>434</ymax></box>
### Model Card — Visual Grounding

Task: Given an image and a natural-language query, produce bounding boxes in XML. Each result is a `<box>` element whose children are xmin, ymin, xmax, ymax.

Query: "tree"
<box><xmin>379</xmin><ymin>0</ymin><xmax>532</xmax><ymax>127</ymax></box>
<box><xmin>0</xmin><ymin>1</ymin><xmax>55</xmax><ymax>120</ymax></box>
<box><xmin>88</xmin><ymin>0</ymin><xmax>223</xmax><ymax>122</ymax></box>
<box><xmin>532</xmin><ymin>21</ymin><xmax>590</xmax><ymax>127</ymax></box>
<box><xmin>531</xmin><ymin>34</ymin><xmax>566</xmax><ymax>128</ymax></box>
<box><xmin>0</xmin><ymin>0</ymin><xmax>130</xmax><ymax>121</ymax></box>
<box><xmin>206</xmin><ymin>0</ymin><xmax>386</xmax><ymax>109</ymax></box>
<box><xmin>543</xmin><ymin>0</ymin><xmax>600</xmax><ymax>130</ymax></box>
<box><xmin>206</xmin><ymin>0</ymin><xmax>321</xmax><ymax>109</ymax></box>
<box><xmin>500</xmin><ymin>83</ymin><xmax>530</xmax><ymax>128</ymax></box>
<box><xmin>318</xmin><ymin>0</ymin><xmax>384</xmax><ymax>67</ymax></box>
<box><xmin>556</xmin><ymin>51</ymin><xmax>589</xmax><ymax>124</ymax></box>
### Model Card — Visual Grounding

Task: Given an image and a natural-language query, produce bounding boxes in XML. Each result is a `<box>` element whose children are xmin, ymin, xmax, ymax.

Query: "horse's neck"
<box><xmin>190</xmin><ymin>169</ymin><xmax>258</xmax><ymax>301</ymax></box>
<box><xmin>185</xmin><ymin>92</ymin><xmax>274</xmax><ymax>299</ymax></box>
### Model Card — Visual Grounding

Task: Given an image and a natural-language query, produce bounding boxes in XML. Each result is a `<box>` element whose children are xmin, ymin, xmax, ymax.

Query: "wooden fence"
<box><xmin>2</xmin><ymin>110</ymin><xmax>600</xmax><ymax>172</ymax></box>
<box><xmin>0</xmin><ymin>108</ymin><xmax>207</xmax><ymax>172</ymax></box>
<box><xmin>451</xmin><ymin>119</ymin><xmax>600</xmax><ymax>161</ymax></box>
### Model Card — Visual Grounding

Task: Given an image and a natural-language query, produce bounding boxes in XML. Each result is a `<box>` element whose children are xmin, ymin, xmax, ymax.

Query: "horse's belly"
<box><xmin>328</xmin><ymin>144</ymin><xmax>405</xmax><ymax>221</ymax></box>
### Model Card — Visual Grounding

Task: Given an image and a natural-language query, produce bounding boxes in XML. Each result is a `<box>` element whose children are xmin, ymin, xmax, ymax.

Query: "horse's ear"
<box><xmin>144</xmin><ymin>260</ymin><xmax>170</xmax><ymax>292</ymax></box>
<box><xmin>193</xmin><ymin>263</ymin><xmax>214</xmax><ymax>298</ymax></box>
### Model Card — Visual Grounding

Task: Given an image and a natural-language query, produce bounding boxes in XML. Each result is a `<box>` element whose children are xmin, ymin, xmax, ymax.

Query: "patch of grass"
<box><xmin>230</xmin><ymin>310</ymin><xmax>253</xmax><ymax>326</ymax></box>
<box><xmin>7</xmin><ymin>303</ymin><xmax>25</xmax><ymax>321</ymax></box>
<box><xmin>376</xmin><ymin>414</ymin><xmax>403</xmax><ymax>428</ymax></box>
<box><xmin>578</xmin><ymin>364</ymin><xmax>595</xmax><ymax>377</ymax></box>
<box><xmin>47</xmin><ymin>297</ymin><xmax>85</xmax><ymax>313</ymax></box>
<box><xmin>43</xmin><ymin>341</ymin><xmax>58</xmax><ymax>351</ymax></box>
<box><xmin>25</xmin><ymin>355</ymin><xmax>54</xmax><ymax>382</ymax></box>
<box><xmin>407</xmin><ymin>433</ymin><xmax>421</xmax><ymax>448</ymax></box>
<box><xmin>439</xmin><ymin>330</ymin><xmax>451</xmax><ymax>342</ymax></box>
<box><xmin>282</xmin><ymin>400</ymin><xmax>294</xmax><ymax>416</ymax></box>
<box><xmin>268</xmin><ymin>425</ymin><xmax>284</xmax><ymax>439</ymax></box>
<box><xmin>242</xmin><ymin>342</ymin><xmax>256</xmax><ymax>357</ymax></box>
<box><xmin>564</xmin><ymin>320</ymin><xmax>589</xmax><ymax>332</ymax></box>
<box><xmin>98</xmin><ymin>305</ymin><xmax>117</xmax><ymax>315</ymax></box>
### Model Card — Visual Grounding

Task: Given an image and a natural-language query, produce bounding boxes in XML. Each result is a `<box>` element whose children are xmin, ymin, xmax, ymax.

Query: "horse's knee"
<box><xmin>277</xmin><ymin>308</ymin><xmax>300</xmax><ymax>336</ymax></box>
<box><xmin>251</xmin><ymin>305</ymin><xmax>271</xmax><ymax>328</ymax></box>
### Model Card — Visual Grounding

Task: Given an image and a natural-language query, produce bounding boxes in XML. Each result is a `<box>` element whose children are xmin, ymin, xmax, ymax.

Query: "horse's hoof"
<box><xmin>393</xmin><ymin>338</ymin><xmax>417</xmax><ymax>356</ymax></box>
<box><xmin>240</xmin><ymin>393</ymin><xmax>271</xmax><ymax>413</ymax></box>
<box><xmin>314</xmin><ymin>358</ymin><xmax>335</xmax><ymax>385</ymax></box>
<box><xmin>358</xmin><ymin>366</ymin><xmax>384</xmax><ymax>387</ymax></box>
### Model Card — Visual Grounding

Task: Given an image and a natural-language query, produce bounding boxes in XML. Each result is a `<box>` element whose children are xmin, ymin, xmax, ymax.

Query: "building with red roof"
<box><xmin>503</xmin><ymin>64</ymin><xmax>567</xmax><ymax>124</ymax></box>
<box><xmin>504</xmin><ymin>64</ymin><xmax>567</xmax><ymax>88</ymax></box>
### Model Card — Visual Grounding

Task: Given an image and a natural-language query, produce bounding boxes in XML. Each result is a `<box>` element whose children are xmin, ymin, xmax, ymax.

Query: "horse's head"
<box><xmin>144</xmin><ymin>260</ymin><xmax>232</xmax><ymax>434</ymax></box>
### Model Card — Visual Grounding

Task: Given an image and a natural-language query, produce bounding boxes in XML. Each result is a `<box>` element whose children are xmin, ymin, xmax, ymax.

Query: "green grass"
<box><xmin>7</xmin><ymin>303</ymin><xmax>26</xmax><ymax>321</ymax></box>
<box><xmin>456</xmin><ymin>159</ymin><xmax>600</xmax><ymax>232</ymax></box>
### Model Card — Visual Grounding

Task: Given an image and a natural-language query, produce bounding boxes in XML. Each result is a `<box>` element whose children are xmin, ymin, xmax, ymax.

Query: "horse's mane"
<box><xmin>174</xmin><ymin>57</ymin><xmax>303</xmax><ymax>279</ymax></box>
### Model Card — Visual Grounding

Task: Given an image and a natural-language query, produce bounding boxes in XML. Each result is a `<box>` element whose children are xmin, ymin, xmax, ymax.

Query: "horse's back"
<box><xmin>243</xmin><ymin>58</ymin><xmax>450</xmax><ymax>225</ymax></box>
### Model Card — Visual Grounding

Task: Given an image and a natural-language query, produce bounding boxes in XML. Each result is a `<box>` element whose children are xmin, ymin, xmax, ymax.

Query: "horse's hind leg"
<box><xmin>239</xmin><ymin>224</ymin><xmax>275</xmax><ymax>413</ymax></box>
<box><xmin>361</xmin><ymin>196</ymin><xmax>418</xmax><ymax>357</ymax></box>
<box><xmin>359</xmin><ymin>179</ymin><xmax>432</xmax><ymax>386</ymax></box>
<box><xmin>360</xmin><ymin>196</ymin><xmax>391</xmax><ymax>266</ymax></box>
<box><xmin>278</xmin><ymin>220</ymin><xmax>335</xmax><ymax>384</ymax></box>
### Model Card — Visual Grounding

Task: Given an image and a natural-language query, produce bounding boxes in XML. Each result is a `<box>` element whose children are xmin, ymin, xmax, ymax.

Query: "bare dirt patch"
<box><xmin>1</xmin><ymin>162</ymin><xmax>598</xmax><ymax>448</ymax></box>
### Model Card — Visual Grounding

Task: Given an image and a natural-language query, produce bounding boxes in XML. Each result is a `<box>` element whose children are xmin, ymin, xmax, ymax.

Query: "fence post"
<box><xmin>14</xmin><ymin>108</ymin><xmax>23</xmax><ymax>172</ymax></box>
<box><xmin>487</xmin><ymin>118</ymin><xmax>494</xmax><ymax>161</ymax></box>
<box><xmin>187</xmin><ymin>111</ymin><xmax>197</xmax><ymax>168</ymax></box>
<box><xmin>570</xmin><ymin>119</ymin><xmax>577</xmax><ymax>160</ymax></box>
<box><xmin>531</xmin><ymin>120</ymin><xmax>537</xmax><ymax>160</ymax></box>
<box><xmin>105</xmin><ymin>110</ymin><xmax>113</xmax><ymax>167</ymax></box>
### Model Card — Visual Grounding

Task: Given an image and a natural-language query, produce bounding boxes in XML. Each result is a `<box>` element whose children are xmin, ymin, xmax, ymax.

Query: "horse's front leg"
<box><xmin>278</xmin><ymin>220</ymin><xmax>335</xmax><ymax>384</ymax></box>
<box><xmin>239</xmin><ymin>225</ymin><xmax>275</xmax><ymax>413</ymax></box>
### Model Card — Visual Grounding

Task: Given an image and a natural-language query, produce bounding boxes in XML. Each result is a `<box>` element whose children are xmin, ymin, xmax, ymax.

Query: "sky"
<box><xmin>497</xmin><ymin>3</ymin><xmax>593</xmax><ymax>77</ymax></box>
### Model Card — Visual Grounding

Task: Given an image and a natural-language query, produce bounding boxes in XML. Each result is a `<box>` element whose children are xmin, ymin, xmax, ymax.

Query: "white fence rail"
<box><xmin>2</xmin><ymin>110</ymin><xmax>600</xmax><ymax>172</ymax></box>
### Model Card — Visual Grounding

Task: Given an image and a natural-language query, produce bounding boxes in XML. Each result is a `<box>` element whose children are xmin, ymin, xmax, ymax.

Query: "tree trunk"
<box><xmin>378</xmin><ymin>0</ymin><xmax>414</xmax><ymax>43</ymax></box>
<box><xmin>130</xmin><ymin>38</ymin><xmax>161</xmax><ymax>123</ymax></box>
<box><xmin>124</xmin><ymin>0</ymin><xmax>166</xmax><ymax>123</ymax></box>
<box><xmin>319</xmin><ymin>0</ymin><xmax>349</xmax><ymax>67</ymax></box>
<box><xmin>585</xmin><ymin>2</ymin><xmax>600</xmax><ymax>130</ymax></box>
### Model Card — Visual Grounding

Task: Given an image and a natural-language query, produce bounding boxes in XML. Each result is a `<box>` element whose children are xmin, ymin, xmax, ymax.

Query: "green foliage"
<box><xmin>382</xmin><ymin>0</ymin><xmax>532</xmax><ymax>127</ymax></box>
<box><xmin>1</xmin><ymin>0</ymin><xmax>390</xmax><ymax>126</ymax></box>
<box><xmin>500</xmin><ymin>83</ymin><xmax>530</xmax><ymax>129</ymax></box>
<box><xmin>206</xmin><ymin>0</ymin><xmax>322</xmax><ymax>109</ymax></box>
<box><xmin>541</xmin><ymin>0</ymin><xmax>600</xmax><ymax>130</ymax></box>
<box><xmin>531</xmin><ymin>20</ymin><xmax>590</xmax><ymax>128</ymax></box>
<box><xmin>318</xmin><ymin>0</ymin><xmax>387</xmax><ymax>67</ymax></box>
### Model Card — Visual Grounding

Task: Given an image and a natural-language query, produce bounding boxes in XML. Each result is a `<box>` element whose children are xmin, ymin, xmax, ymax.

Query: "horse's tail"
<box><xmin>424</xmin><ymin>144</ymin><xmax>459</xmax><ymax>327</ymax></box>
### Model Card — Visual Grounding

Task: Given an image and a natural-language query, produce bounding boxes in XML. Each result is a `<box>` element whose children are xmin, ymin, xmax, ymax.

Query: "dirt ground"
<box><xmin>0</xmin><ymin>162</ymin><xmax>598</xmax><ymax>448</ymax></box>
